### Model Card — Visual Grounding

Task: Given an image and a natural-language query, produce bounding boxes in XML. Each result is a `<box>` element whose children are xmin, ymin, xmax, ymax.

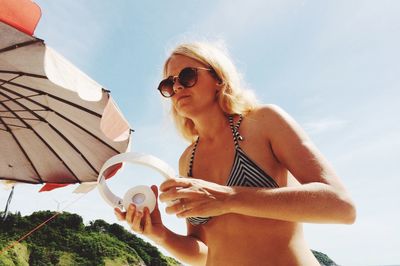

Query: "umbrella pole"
<box><xmin>2</xmin><ymin>185</ymin><xmax>15</xmax><ymax>221</ymax></box>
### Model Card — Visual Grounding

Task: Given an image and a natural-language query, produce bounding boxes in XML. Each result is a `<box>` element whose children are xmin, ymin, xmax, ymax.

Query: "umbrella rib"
<box><xmin>0</xmin><ymin>116</ymin><xmax>41</xmax><ymax>121</ymax></box>
<box><xmin>50</xmin><ymin>111</ymin><xmax>122</xmax><ymax>154</ymax></box>
<box><xmin>0</xmin><ymin>106</ymin><xmax>43</xmax><ymax>183</ymax></box>
<box><xmin>0</xmin><ymin>84</ymin><xmax>124</xmax><ymax>154</ymax></box>
<box><xmin>0</xmin><ymin>70</ymin><xmax>46</xmax><ymax>80</ymax></box>
<box><xmin>0</xmin><ymin>177</ymin><xmax>39</xmax><ymax>184</ymax></box>
<box><xmin>0</xmin><ymin>86</ymin><xmax>114</xmax><ymax>176</ymax></box>
<box><xmin>0</xmin><ymin>76</ymin><xmax>102</xmax><ymax>118</ymax></box>
<box><xmin>0</xmin><ymin>90</ymin><xmax>81</xmax><ymax>183</ymax></box>
<box><xmin>0</xmin><ymin>95</ymin><xmax>41</xmax><ymax>103</ymax></box>
<box><xmin>0</xmin><ymin>108</ymin><xmax>44</xmax><ymax>112</ymax></box>
<box><xmin>0</xmin><ymin>73</ymin><xmax>23</xmax><ymax>87</ymax></box>
<box><xmin>0</xmin><ymin>176</ymin><xmax>81</xmax><ymax>184</ymax></box>
<box><xmin>3</xmin><ymin>124</ymin><xmax>29</xmax><ymax>129</ymax></box>
<box><xmin>0</xmin><ymin>39</ymin><xmax>44</xmax><ymax>54</ymax></box>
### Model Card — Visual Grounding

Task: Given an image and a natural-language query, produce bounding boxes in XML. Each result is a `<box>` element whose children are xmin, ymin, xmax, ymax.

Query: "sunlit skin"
<box><xmin>115</xmin><ymin>54</ymin><xmax>356</xmax><ymax>266</ymax></box>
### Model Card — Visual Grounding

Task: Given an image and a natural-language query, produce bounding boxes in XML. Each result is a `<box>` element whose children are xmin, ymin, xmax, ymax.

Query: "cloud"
<box><xmin>303</xmin><ymin>117</ymin><xmax>348</xmax><ymax>135</ymax></box>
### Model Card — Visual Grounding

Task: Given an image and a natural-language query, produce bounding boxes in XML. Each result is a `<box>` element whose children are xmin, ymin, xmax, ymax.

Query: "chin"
<box><xmin>175</xmin><ymin>105</ymin><xmax>197</xmax><ymax>118</ymax></box>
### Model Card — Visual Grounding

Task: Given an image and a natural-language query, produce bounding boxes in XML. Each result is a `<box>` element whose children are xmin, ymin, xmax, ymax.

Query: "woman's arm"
<box><xmin>154</xmin><ymin>226</ymin><xmax>207</xmax><ymax>266</ymax></box>
<box><xmin>229</xmin><ymin>181</ymin><xmax>355</xmax><ymax>224</ymax></box>
<box><xmin>116</xmin><ymin>202</ymin><xmax>207</xmax><ymax>266</ymax></box>
<box><xmin>158</xmin><ymin>149</ymin><xmax>207</xmax><ymax>265</ymax></box>
<box><xmin>236</xmin><ymin>104</ymin><xmax>356</xmax><ymax>224</ymax></box>
<box><xmin>160</xmin><ymin>105</ymin><xmax>356</xmax><ymax>224</ymax></box>
<box><xmin>114</xmin><ymin>147</ymin><xmax>208</xmax><ymax>266</ymax></box>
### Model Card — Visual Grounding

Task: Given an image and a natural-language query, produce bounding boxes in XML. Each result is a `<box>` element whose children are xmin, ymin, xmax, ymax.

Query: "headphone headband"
<box><xmin>97</xmin><ymin>152</ymin><xmax>176</xmax><ymax>210</ymax></box>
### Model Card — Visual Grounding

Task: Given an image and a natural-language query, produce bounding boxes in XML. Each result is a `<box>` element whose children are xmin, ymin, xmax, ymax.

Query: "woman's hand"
<box><xmin>114</xmin><ymin>185</ymin><xmax>166</xmax><ymax>243</ymax></box>
<box><xmin>159</xmin><ymin>177</ymin><xmax>234</xmax><ymax>218</ymax></box>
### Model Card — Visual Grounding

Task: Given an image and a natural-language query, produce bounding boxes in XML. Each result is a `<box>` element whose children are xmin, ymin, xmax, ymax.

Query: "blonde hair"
<box><xmin>163</xmin><ymin>42</ymin><xmax>258</xmax><ymax>142</ymax></box>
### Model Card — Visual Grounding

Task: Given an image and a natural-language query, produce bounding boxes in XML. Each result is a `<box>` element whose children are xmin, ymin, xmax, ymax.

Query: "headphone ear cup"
<box><xmin>123</xmin><ymin>185</ymin><xmax>157</xmax><ymax>212</ymax></box>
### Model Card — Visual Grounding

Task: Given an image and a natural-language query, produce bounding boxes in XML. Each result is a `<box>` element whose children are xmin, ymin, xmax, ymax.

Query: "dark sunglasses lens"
<box><xmin>158</xmin><ymin>79</ymin><xmax>174</xmax><ymax>97</ymax></box>
<box><xmin>179</xmin><ymin>68</ymin><xmax>197</xmax><ymax>87</ymax></box>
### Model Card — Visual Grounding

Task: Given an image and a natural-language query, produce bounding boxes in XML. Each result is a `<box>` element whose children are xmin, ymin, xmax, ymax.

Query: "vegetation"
<box><xmin>312</xmin><ymin>250</ymin><xmax>339</xmax><ymax>266</ymax></box>
<box><xmin>0</xmin><ymin>211</ymin><xmax>181</xmax><ymax>266</ymax></box>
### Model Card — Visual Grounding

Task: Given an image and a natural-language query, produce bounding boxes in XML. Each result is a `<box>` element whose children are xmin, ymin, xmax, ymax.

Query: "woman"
<box><xmin>115</xmin><ymin>42</ymin><xmax>356</xmax><ymax>266</ymax></box>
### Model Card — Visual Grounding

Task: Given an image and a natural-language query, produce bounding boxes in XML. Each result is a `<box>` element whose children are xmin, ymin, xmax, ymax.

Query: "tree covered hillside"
<box><xmin>0</xmin><ymin>211</ymin><xmax>181</xmax><ymax>266</ymax></box>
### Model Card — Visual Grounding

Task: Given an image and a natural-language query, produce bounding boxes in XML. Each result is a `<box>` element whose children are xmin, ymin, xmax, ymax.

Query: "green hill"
<box><xmin>0</xmin><ymin>211</ymin><xmax>338</xmax><ymax>266</ymax></box>
<box><xmin>0</xmin><ymin>211</ymin><xmax>181</xmax><ymax>266</ymax></box>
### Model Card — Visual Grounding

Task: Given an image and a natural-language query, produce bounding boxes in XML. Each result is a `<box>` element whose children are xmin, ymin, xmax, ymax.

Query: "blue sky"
<box><xmin>1</xmin><ymin>1</ymin><xmax>400</xmax><ymax>265</ymax></box>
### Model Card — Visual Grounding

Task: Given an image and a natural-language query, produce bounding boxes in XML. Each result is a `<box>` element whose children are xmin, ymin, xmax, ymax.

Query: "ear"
<box><xmin>216</xmin><ymin>79</ymin><xmax>224</xmax><ymax>88</ymax></box>
<box><xmin>215</xmin><ymin>82</ymin><xmax>224</xmax><ymax>97</ymax></box>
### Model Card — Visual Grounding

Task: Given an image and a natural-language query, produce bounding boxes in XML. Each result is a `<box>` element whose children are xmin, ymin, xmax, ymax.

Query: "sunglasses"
<box><xmin>157</xmin><ymin>67</ymin><xmax>214</xmax><ymax>98</ymax></box>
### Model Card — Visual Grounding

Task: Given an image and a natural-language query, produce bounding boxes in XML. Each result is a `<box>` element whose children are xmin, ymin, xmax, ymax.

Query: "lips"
<box><xmin>176</xmin><ymin>95</ymin><xmax>191</xmax><ymax>103</ymax></box>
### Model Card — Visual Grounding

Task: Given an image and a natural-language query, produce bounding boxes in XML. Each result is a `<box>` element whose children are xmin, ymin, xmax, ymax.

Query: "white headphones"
<box><xmin>97</xmin><ymin>152</ymin><xmax>177</xmax><ymax>212</ymax></box>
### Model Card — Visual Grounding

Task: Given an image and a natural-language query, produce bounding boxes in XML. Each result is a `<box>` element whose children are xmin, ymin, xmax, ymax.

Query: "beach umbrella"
<box><xmin>0</xmin><ymin>0</ymin><xmax>131</xmax><ymax>195</ymax></box>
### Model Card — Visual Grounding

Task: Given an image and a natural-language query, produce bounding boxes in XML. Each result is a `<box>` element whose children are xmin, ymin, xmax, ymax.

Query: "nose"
<box><xmin>172</xmin><ymin>77</ymin><xmax>184</xmax><ymax>94</ymax></box>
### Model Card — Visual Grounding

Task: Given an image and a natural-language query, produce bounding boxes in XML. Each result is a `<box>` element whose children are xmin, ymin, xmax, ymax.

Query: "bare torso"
<box><xmin>201</xmin><ymin>215</ymin><xmax>318</xmax><ymax>265</ymax></box>
<box><xmin>183</xmin><ymin>112</ymin><xmax>320</xmax><ymax>265</ymax></box>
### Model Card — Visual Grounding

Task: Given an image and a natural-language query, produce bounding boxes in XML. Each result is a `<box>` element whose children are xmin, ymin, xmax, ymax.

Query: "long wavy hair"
<box><xmin>163</xmin><ymin>42</ymin><xmax>259</xmax><ymax>142</ymax></box>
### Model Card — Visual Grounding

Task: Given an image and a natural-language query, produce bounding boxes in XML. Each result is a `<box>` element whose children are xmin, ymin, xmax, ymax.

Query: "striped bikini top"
<box><xmin>186</xmin><ymin>114</ymin><xmax>279</xmax><ymax>226</ymax></box>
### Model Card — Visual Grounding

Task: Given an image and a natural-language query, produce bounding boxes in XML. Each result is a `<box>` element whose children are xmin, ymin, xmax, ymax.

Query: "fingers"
<box><xmin>151</xmin><ymin>185</ymin><xmax>160</xmax><ymax>209</ymax></box>
<box><xmin>159</xmin><ymin>187</ymin><xmax>205</xmax><ymax>203</ymax></box>
<box><xmin>177</xmin><ymin>204</ymin><xmax>205</xmax><ymax>218</ymax></box>
<box><xmin>126</xmin><ymin>203</ymin><xmax>135</xmax><ymax>224</ymax></box>
<box><xmin>151</xmin><ymin>185</ymin><xmax>159</xmax><ymax>197</ymax></box>
<box><xmin>143</xmin><ymin>207</ymin><xmax>153</xmax><ymax>231</ymax></box>
<box><xmin>165</xmin><ymin>198</ymin><xmax>200</xmax><ymax>215</ymax></box>
<box><xmin>160</xmin><ymin>178</ymin><xmax>191</xmax><ymax>192</ymax></box>
<box><xmin>124</xmin><ymin>204</ymin><xmax>144</xmax><ymax>233</ymax></box>
<box><xmin>165</xmin><ymin>199</ymin><xmax>188</xmax><ymax>215</ymax></box>
<box><xmin>115</xmin><ymin>185</ymin><xmax>163</xmax><ymax>236</ymax></box>
<box><xmin>165</xmin><ymin>199</ymin><xmax>210</xmax><ymax>218</ymax></box>
<box><xmin>149</xmin><ymin>186</ymin><xmax>164</xmax><ymax>222</ymax></box>
<box><xmin>114</xmin><ymin>205</ymin><xmax>142</xmax><ymax>231</ymax></box>
<box><xmin>132</xmin><ymin>208</ymin><xmax>144</xmax><ymax>233</ymax></box>
<box><xmin>114</xmin><ymin>208</ymin><xmax>125</xmax><ymax>221</ymax></box>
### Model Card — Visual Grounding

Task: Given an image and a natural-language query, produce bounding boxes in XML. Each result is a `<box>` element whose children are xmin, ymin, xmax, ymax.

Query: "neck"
<box><xmin>191</xmin><ymin>106</ymin><xmax>229</xmax><ymax>142</ymax></box>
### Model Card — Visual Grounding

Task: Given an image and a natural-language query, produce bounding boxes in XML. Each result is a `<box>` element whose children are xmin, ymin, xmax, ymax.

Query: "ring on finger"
<box><xmin>179</xmin><ymin>199</ymin><xmax>186</xmax><ymax>211</ymax></box>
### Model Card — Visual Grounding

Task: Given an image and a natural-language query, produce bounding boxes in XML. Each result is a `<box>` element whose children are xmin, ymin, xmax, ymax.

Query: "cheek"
<box><xmin>196</xmin><ymin>81</ymin><xmax>217</xmax><ymax>97</ymax></box>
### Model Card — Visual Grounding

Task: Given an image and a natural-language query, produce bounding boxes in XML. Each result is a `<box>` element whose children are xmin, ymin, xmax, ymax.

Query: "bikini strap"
<box><xmin>188</xmin><ymin>115</ymin><xmax>243</xmax><ymax>176</ymax></box>
<box><xmin>187</xmin><ymin>137</ymin><xmax>200</xmax><ymax>177</ymax></box>
<box><xmin>228</xmin><ymin>114</ymin><xmax>244</xmax><ymax>149</ymax></box>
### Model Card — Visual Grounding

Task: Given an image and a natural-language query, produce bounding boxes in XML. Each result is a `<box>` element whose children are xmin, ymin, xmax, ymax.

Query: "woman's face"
<box><xmin>165</xmin><ymin>54</ymin><xmax>220</xmax><ymax>118</ymax></box>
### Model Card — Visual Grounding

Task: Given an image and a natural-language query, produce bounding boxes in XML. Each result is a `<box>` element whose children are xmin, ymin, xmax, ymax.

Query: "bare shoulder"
<box><xmin>246</xmin><ymin>104</ymin><xmax>299</xmax><ymax>136</ymax></box>
<box><xmin>248</xmin><ymin>104</ymin><xmax>291</xmax><ymax>119</ymax></box>
<box><xmin>178</xmin><ymin>142</ymin><xmax>196</xmax><ymax>177</ymax></box>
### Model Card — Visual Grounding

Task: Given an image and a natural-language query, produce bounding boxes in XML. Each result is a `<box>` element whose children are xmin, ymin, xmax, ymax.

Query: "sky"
<box><xmin>1</xmin><ymin>1</ymin><xmax>400</xmax><ymax>265</ymax></box>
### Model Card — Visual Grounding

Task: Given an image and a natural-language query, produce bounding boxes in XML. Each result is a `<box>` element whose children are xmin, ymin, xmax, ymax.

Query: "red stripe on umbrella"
<box><xmin>0</xmin><ymin>0</ymin><xmax>41</xmax><ymax>35</ymax></box>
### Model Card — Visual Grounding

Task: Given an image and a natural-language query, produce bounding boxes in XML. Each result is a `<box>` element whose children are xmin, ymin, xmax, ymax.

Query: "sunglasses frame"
<box><xmin>157</xmin><ymin>67</ymin><xmax>214</xmax><ymax>98</ymax></box>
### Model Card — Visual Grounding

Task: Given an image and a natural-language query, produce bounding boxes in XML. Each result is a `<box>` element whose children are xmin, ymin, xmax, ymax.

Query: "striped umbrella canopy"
<box><xmin>0</xmin><ymin>0</ymin><xmax>131</xmax><ymax>193</ymax></box>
